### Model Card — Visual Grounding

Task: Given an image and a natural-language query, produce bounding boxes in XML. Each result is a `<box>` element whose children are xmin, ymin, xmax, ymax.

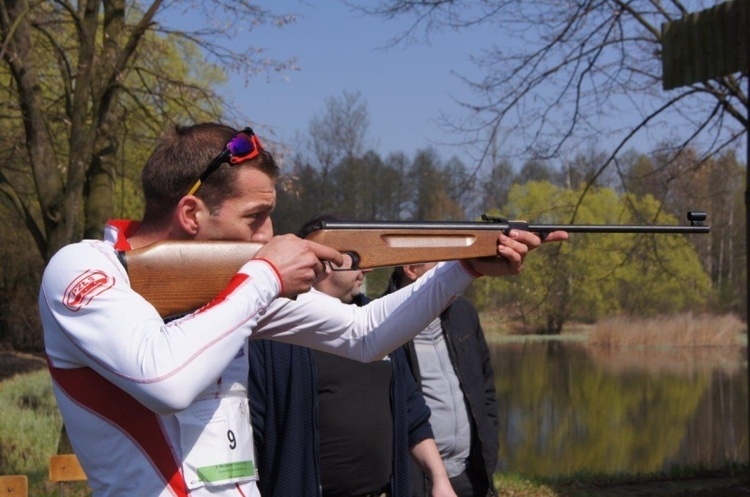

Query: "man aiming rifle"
<box><xmin>39</xmin><ymin>122</ymin><xmax>566</xmax><ymax>497</ymax></box>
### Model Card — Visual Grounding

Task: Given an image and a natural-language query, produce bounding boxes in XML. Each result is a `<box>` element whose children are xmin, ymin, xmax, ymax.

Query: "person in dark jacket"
<box><xmin>384</xmin><ymin>264</ymin><xmax>499</xmax><ymax>497</ymax></box>
<box><xmin>248</xmin><ymin>218</ymin><xmax>455</xmax><ymax>497</ymax></box>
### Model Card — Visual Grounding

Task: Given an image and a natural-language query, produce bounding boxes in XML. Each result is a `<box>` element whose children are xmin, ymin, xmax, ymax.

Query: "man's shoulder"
<box><xmin>389</xmin><ymin>345</ymin><xmax>409</xmax><ymax>364</ymax></box>
<box><xmin>447</xmin><ymin>295</ymin><xmax>479</xmax><ymax>315</ymax></box>
<box><xmin>248</xmin><ymin>338</ymin><xmax>310</xmax><ymax>357</ymax></box>
<box><xmin>442</xmin><ymin>297</ymin><xmax>484</xmax><ymax>338</ymax></box>
<box><xmin>352</xmin><ymin>293</ymin><xmax>372</xmax><ymax>306</ymax></box>
<box><xmin>53</xmin><ymin>238</ymin><xmax>112</xmax><ymax>255</ymax></box>
<box><xmin>44</xmin><ymin>239</ymin><xmax>117</xmax><ymax>277</ymax></box>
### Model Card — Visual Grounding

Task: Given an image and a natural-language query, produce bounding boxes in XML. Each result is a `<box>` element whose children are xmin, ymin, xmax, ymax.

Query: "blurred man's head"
<box><xmin>394</xmin><ymin>262</ymin><xmax>438</xmax><ymax>289</ymax></box>
<box><xmin>314</xmin><ymin>252</ymin><xmax>371</xmax><ymax>304</ymax></box>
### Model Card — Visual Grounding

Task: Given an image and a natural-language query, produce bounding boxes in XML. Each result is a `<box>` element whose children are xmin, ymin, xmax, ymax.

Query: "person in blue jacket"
<box><xmin>248</xmin><ymin>216</ymin><xmax>455</xmax><ymax>497</ymax></box>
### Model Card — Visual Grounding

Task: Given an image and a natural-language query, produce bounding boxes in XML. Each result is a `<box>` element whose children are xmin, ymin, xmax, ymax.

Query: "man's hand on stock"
<box><xmin>465</xmin><ymin>229</ymin><xmax>568</xmax><ymax>277</ymax></box>
<box><xmin>254</xmin><ymin>234</ymin><xmax>344</xmax><ymax>299</ymax></box>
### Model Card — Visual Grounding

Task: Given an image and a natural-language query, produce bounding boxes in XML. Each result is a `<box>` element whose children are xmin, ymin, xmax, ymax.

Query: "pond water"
<box><xmin>490</xmin><ymin>340</ymin><xmax>748</xmax><ymax>477</ymax></box>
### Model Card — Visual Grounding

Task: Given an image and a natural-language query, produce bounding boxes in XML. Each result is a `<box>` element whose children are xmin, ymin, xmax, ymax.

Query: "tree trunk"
<box><xmin>85</xmin><ymin>135</ymin><xmax>118</xmax><ymax>239</ymax></box>
<box><xmin>1</xmin><ymin>0</ymin><xmax>71</xmax><ymax>261</ymax></box>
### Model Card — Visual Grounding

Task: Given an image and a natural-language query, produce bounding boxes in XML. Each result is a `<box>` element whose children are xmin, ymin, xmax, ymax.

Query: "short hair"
<box><xmin>141</xmin><ymin>122</ymin><xmax>279</xmax><ymax>225</ymax></box>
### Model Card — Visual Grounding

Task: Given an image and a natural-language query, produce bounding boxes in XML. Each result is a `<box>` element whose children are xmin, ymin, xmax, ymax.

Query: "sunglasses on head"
<box><xmin>186</xmin><ymin>127</ymin><xmax>265</xmax><ymax>196</ymax></box>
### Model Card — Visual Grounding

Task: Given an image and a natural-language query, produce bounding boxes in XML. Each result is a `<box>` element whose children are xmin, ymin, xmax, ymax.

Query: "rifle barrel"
<box><xmin>526</xmin><ymin>224</ymin><xmax>710</xmax><ymax>233</ymax></box>
<box><xmin>318</xmin><ymin>220</ymin><xmax>710</xmax><ymax>234</ymax></box>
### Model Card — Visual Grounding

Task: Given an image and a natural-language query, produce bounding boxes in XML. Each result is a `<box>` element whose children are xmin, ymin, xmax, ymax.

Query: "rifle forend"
<box><xmin>122</xmin><ymin>210</ymin><xmax>709</xmax><ymax>318</ymax></box>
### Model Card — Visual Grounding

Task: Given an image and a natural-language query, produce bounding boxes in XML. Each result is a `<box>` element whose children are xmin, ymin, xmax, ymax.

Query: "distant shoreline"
<box><xmin>481</xmin><ymin>312</ymin><xmax>748</xmax><ymax>347</ymax></box>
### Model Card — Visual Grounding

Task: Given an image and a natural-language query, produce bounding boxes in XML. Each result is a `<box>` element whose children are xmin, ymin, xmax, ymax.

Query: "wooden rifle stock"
<box><xmin>122</xmin><ymin>211</ymin><xmax>710</xmax><ymax>318</ymax></box>
<box><xmin>122</xmin><ymin>229</ymin><xmax>500</xmax><ymax>318</ymax></box>
<box><xmin>123</xmin><ymin>240</ymin><xmax>265</xmax><ymax>318</ymax></box>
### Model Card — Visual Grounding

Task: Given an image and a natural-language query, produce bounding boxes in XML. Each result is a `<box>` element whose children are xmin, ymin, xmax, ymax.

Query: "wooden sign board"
<box><xmin>662</xmin><ymin>0</ymin><xmax>749</xmax><ymax>90</ymax></box>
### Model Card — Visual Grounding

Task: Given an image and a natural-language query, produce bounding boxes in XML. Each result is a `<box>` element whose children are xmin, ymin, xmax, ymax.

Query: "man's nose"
<box><xmin>252</xmin><ymin>218</ymin><xmax>274</xmax><ymax>243</ymax></box>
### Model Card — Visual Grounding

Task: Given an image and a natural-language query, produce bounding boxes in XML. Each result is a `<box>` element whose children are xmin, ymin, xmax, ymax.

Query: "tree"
<box><xmin>407</xmin><ymin>148</ymin><xmax>466</xmax><ymax>220</ymax></box>
<box><xmin>358</xmin><ymin>0</ymin><xmax>746</xmax><ymax>186</ymax></box>
<box><xmin>558</xmin><ymin>148</ymin><xmax>618</xmax><ymax>190</ymax></box>
<box><xmin>0</xmin><ymin>0</ymin><xmax>295</xmax><ymax>262</ymax></box>
<box><xmin>374</xmin><ymin>152</ymin><xmax>412</xmax><ymax>219</ymax></box>
<box><xmin>0</xmin><ymin>204</ymin><xmax>44</xmax><ymax>349</ymax></box>
<box><xmin>478</xmin><ymin>147</ymin><xmax>515</xmax><ymax>215</ymax></box>
<box><xmin>274</xmin><ymin>91</ymin><xmax>416</xmax><ymax>236</ymax></box>
<box><xmin>477</xmin><ymin>158</ymin><xmax>513</xmax><ymax>214</ymax></box>
<box><xmin>273</xmin><ymin>161</ymin><xmax>322</xmax><ymax>235</ymax></box>
<box><xmin>516</xmin><ymin>158</ymin><xmax>554</xmax><ymax>185</ymax></box>
<box><xmin>623</xmin><ymin>147</ymin><xmax>746</xmax><ymax>315</ymax></box>
<box><xmin>473</xmin><ymin>182</ymin><xmax>713</xmax><ymax>333</ymax></box>
<box><xmin>307</xmin><ymin>90</ymin><xmax>371</xmax><ymax>171</ymax></box>
<box><xmin>292</xmin><ymin>91</ymin><xmax>373</xmax><ymax>220</ymax></box>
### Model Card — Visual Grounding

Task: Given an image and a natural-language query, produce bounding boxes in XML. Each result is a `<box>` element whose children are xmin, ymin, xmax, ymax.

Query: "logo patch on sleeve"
<box><xmin>63</xmin><ymin>270</ymin><xmax>115</xmax><ymax>311</ymax></box>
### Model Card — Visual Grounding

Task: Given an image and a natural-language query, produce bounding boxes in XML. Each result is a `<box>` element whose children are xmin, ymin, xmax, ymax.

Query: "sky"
<box><xmin>179</xmin><ymin>1</ymin><xmax>746</xmax><ymax>168</ymax></box>
<box><xmin>219</xmin><ymin>1</ymin><xmax>491</xmax><ymax>161</ymax></box>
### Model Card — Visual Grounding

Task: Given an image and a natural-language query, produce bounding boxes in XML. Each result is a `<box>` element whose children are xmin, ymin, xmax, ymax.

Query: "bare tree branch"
<box><xmin>356</xmin><ymin>0</ymin><xmax>746</xmax><ymax>176</ymax></box>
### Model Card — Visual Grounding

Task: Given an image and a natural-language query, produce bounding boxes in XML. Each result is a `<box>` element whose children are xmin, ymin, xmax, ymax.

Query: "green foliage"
<box><xmin>1</xmin><ymin>0</ymin><xmax>294</xmax><ymax>259</ymax></box>
<box><xmin>614</xmin><ymin>149</ymin><xmax>745</xmax><ymax>316</ymax></box>
<box><xmin>472</xmin><ymin>182</ymin><xmax>714</xmax><ymax>333</ymax></box>
<box><xmin>363</xmin><ymin>267</ymin><xmax>393</xmax><ymax>298</ymax></box>
<box><xmin>0</xmin><ymin>0</ymin><xmax>249</xmax><ymax>347</ymax></box>
<box><xmin>0</xmin><ymin>370</ymin><xmax>62</xmax><ymax>474</ymax></box>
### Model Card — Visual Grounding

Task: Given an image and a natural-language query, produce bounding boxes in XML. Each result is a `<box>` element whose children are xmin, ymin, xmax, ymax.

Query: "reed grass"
<box><xmin>587</xmin><ymin>313</ymin><xmax>746</xmax><ymax>348</ymax></box>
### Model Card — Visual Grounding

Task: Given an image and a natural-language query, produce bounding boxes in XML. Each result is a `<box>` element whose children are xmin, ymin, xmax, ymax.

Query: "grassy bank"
<box><xmin>0</xmin><ymin>368</ymin><xmax>90</xmax><ymax>496</ymax></box>
<box><xmin>481</xmin><ymin>311</ymin><xmax>747</xmax><ymax>347</ymax></box>
<box><xmin>494</xmin><ymin>464</ymin><xmax>750</xmax><ymax>496</ymax></box>
<box><xmin>0</xmin><ymin>369</ymin><xmax>62</xmax><ymax>473</ymax></box>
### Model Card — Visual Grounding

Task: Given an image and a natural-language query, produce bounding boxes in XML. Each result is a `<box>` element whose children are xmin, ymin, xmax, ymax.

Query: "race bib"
<box><xmin>175</xmin><ymin>395</ymin><xmax>256</xmax><ymax>490</ymax></box>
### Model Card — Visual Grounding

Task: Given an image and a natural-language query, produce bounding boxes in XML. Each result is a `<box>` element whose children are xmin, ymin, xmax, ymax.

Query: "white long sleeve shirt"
<box><xmin>40</xmin><ymin>220</ymin><xmax>476</xmax><ymax>497</ymax></box>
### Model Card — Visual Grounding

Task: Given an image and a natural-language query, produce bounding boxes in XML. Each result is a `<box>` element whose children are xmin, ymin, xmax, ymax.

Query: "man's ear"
<box><xmin>402</xmin><ymin>264</ymin><xmax>422</xmax><ymax>283</ymax></box>
<box><xmin>175</xmin><ymin>195</ymin><xmax>205</xmax><ymax>236</ymax></box>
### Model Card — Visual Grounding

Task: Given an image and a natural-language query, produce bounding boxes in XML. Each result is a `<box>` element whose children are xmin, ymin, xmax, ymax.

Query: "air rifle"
<box><xmin>122</xmin><ymin>211</ymin><xmax>709</xmax><ymax>318</ymax></box>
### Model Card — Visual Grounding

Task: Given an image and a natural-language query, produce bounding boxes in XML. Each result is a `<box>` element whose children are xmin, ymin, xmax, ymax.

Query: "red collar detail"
<box><xmin>107</xmin><ymin>220</ymin><xmax>141</xmax><ymax>251</ymax></box>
